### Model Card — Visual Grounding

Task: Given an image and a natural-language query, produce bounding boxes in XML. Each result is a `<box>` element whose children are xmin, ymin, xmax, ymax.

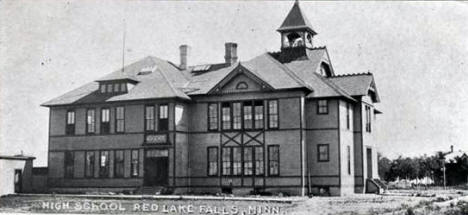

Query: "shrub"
<box><xmin>406</xmin><ymin>207</ymin><xmax>415</xmax><ymax>215</ymax></box>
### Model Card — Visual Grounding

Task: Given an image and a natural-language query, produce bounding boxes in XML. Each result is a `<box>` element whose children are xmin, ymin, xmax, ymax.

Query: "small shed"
<box><xmin>0</xmin><ymin>155</ymin><xmax>35</xmax><ymax>196</ymax></box>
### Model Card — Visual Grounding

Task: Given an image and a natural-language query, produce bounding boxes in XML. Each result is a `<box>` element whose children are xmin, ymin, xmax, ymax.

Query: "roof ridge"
<box><xmin>149</xmin><ymin>57</ymin><xmax>190</xmax><ymax>100</ymax></box>
<box><xmin>329</xmin><ymin>72</ymin><xmax>373</xmax><ymax>78</ymax></box>
<box><xmin>263</xmin><ymin>53</ymin><xmax>314</xmax><ymax>91</ymax></box>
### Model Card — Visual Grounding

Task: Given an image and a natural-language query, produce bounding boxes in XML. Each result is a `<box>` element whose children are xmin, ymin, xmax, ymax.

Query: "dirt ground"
<box><xmin>0</xmin><ymin>188</ymin><xmax>467</xmax><ymax>215</ymax></box>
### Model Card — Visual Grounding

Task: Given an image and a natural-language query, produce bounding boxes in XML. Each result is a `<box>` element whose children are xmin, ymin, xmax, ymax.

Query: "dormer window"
<box><xmin>319</xmin><ymin>63</ymin><xmax>332</xmax><ymax>77</ymax></box>
<box><xmin>99</xmin><ymin>81</ymin><xmax>133</xmax><ymax>94</ymax></box>
<box><xmin>138</xmin><ymin>66</ymin><xmax>156</xmax><ymax>75</ymax></box>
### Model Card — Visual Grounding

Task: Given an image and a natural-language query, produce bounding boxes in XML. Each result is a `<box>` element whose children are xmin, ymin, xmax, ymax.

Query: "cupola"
<box><xmin>277</xmin><ymin>0</ymin><xmax>317</xmax><ymax>50</ymax></box>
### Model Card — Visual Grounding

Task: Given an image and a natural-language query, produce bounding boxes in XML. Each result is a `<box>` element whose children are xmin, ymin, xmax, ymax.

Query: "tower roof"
<box><xmin>277</xmin><ymin>0</ymin><xmax>316</xmax><ymax>35</ymax></box>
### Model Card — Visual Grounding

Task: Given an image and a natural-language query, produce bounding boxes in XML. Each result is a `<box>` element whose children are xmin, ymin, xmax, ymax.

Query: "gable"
<box><xmin>220</xmin><ymin>73</ymin><xmax>263</xmax><ymax>93</ymax></box>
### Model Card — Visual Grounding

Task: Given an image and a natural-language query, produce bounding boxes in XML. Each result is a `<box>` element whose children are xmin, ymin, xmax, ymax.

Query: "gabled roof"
<box><xmin>42</xmin><ymin>56</ymin><xmax>190</xmax><ymax>106</ymax></box>
<box><xmin>277</xmin><ymin>0</ymin><xmax>316</xmax><ymax>35</ymax></box>
<box><xmin>328</xmin><ymin>73</ymin><xmax>381</xmax><ymax>102</ymax></box>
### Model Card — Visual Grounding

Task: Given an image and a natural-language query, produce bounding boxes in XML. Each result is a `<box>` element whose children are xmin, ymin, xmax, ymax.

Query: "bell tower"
<box><xmin>277</xmin><ymin>0</ymin><xmax>317</xmax><ymax>50</ymax></box>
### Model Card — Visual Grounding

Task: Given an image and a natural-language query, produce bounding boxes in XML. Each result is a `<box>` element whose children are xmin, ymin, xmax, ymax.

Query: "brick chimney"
<box><xmin>224</xmin><ymin>42</ymin><xmax>238</xmax><ymax>65</ymax></box>
<box><xmin>179</xmin><ymin>44</ymin><xmax>190</xmax><ymax>70</ymax></box>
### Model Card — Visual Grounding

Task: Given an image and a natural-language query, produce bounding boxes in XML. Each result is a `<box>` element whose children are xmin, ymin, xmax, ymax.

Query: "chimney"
<box><xmin>450</xmin><ymin>145</ymin><xmax>454</xmax><ymax>153</ymax></box>
<box><xmin>224</xmin><ymin>42</ymin><xmax>238</xmax><ymax>65</ymax></box>
<box><xmin>179</xmin><ymin>44</ymin><xmax>190</xmax><ymax>70</ymax></box>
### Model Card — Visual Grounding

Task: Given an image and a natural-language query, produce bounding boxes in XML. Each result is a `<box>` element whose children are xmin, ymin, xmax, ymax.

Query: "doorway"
<box><xmin>366</xmin><ymin>147</ymin><xmax>373</xmax><ymax>179</ymax></box>
<box><xmin>144</xmin><ymin>149</ymin><xmax>169</xmax><ymax>186</ymax></box>
<box><xmin>14</xmin><ymin>169</ymin><xmax>22</xmax><ymax>193</ymax></box>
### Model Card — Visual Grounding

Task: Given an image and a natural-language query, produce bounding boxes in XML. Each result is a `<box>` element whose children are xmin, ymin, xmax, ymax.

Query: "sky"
<box><xmin>0</xmin><ymin>1</ymin><xmax>467</xmax><ymax>166</ymax></box>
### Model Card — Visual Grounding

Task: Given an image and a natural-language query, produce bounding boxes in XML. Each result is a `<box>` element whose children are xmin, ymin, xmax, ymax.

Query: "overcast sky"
<box><xmin>1</xmin><ymin>1</ymin><xmax>467</xmax><ymax>166</ymax></box>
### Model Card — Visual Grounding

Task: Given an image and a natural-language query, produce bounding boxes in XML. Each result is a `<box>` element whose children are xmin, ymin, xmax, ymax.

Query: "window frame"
<box><xmin>130</xmin><ymin>149</ymin><xmax>139</xmax><ymax>177</ymax></box>
<box><xmin>317</xmin><ymin>99</ymin><xmax>329</xmax><ymax>115</ymax></box>
<box><xmin>317</xmin><ymin>144</ymin><xmax>330</xmax><ymax>162</ymax></box>
<box><xmin>253</xmin><ymin>100</ymin><xmax>264</xmax><ymax>129</ymax></box>
<box><xmin>207</xmin><ymin>103</ymin><xmax>218</xmax><ymax>131</ymax></box>
<box><xmin>267</xmin><ymin>100</ymin><xmax>279</xmax><ymax>129</ymax></box>
<box><xmin>144</xmin><ymin>105</ymin><xmax>155</xmax><ymax>132</ymax></box>
<box><xmin>64</xmin><ymin>151</ymin><xmax>74</xmax><ymax>178</ymax></box>
<box><xmin>100</xmin><ymin>107</ymin><xmax>110</xmax><ymax>134</ymax></box>
<box><xmin>221</xmin><ymin>102</ymin><xmax>232</xmax><ymax>131</ymax></box>
<box><xmin>158</xmin><ymin>104</ymin><xmax>169</xmax><ymax>131</ymax></box>
<box><xmin>221</xmin><ymin>147</ymin><xmax>232</xmax><ymax>176</ymax></box>
<box><xmin>268</xmin><ymin>145</ymin><xmax>280</xmax><ymax>176</ymax></box>
<box><xmin>346</xmin><ymin>103</ymin><xmax>351</xmax><ymax>130</ymax></box>
<box><xmin>114</xmin><ymin>150</ymin><xmax>125</xmax><ymax>178</ymax></box>
<box><xmin>347</xmin><ymin>145</ymin><xmax>351</xmax><ymax>175</ymax></box>
<box><xmin>207</xmin><ymin>146</ymin><xmax>218</xmax><ymax>177</ymax></box>
<box><xmin>84</xmin><ymin>151</ymin><xmax>95</xmax><ymax>178</ymax></box>
<box><xmin>86</xmin><ymin>108</ymin><xmax>96</xmax><ymax>134</ymax></box>
<box><xmin>115</xmin><ymin>106</ymin><xmax>125</xmax><ymax>133</ymax></box>
<box><xmin>232</xmin><ymin>102</ymin><xmax>242</xmax><ymax>130</ymax></box>
<box><xmin>99</xmin><ymin>150</ymin><xmax>110</xmax><ymax>178</ymax></box>
<box><xmin>65</xmin><ymin>110</ymin><xmax>75</xmax><ymax>135</ymax></box>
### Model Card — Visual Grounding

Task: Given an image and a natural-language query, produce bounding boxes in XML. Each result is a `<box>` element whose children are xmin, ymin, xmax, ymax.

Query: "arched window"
<box><xmin>319</xmin><ymin>63</ymin><xmax>332</xmax><ymax>77</ymax></box>
<box><xmin>236</xmin><ymin>82</ymin><xmax>248</xmax><ymax>90</ymax></box>
<box><xmin>286</xmin><ymin>32</ymin><xmax>303</xmax><ymax>47</ymax></box>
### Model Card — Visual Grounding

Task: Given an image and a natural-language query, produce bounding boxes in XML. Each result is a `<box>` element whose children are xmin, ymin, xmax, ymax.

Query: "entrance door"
<box><xmin>14</xmin><ymin>169</ymin><xmax>22</xmax><ymax>193</ymax></box>
<box><xmin>144</xmin><ymin>149</ymin><xmax>169</xmax><ymax>186</ymax></box>
<box><xmin>366</xmin><ymin>148</ymin><xmax>373</xmax><ymax>179</ymax></box>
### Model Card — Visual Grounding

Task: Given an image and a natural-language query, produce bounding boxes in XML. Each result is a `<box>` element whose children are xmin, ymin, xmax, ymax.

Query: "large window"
<box><xmin>131</xmin><ymin>150</ymin><xmax>139</xmax><ymax>177</ymax></box>
<box><xmin>159</xmin><ymin>104</ymin><xmax>169</xmax><ymax>131</ymax></box>
<box><xmin>244</xmin><ymin>147</ymin><xmax>253</xmax><ymax>176</ymax></box>
<box><xmin>208</xmin><ymin>103</ymin><xmax>218</xmax><ymax>131</ymax></box>
<box><xmin>347</xmin><ymin>145</ymin><xmax>351</xmax><ymax>175</ymax></box>
<box><xmin>254</xmin><ymin>101</ymin><xmax>264</xmax><ymax>129</ymax></box>
<box><xmin>99</xmin><ymin>151</ymin><xmax>110</xmax><ymax>178</ymax></box>
<box><xmin>232</xmin><ymin>102</ymin><xmax>242</xmax><ymax>130</ymax></box>
<box><xmin>114</xmin><ymin>150</ymin><xmax>124</xmax><ymax>178</ymax></box>
<box><xmin>243</xmin><ymin>102</ymin><xmax>253</xmax><ymax>129</ymax></box>
<box><xmin>221</xmin><ymin>103</ymin><xmax>231</xmax><ymax>130</ymax></box>
<box><xmin>222</xmin><ymin>148</ymin><xmax>231</xmax><ymax>176</ymax></box>
<box><xmin>85</xmin><ymin>151</ymin><xmax>95</xmax><ymax>178</ymax></box>
<box><xmin>318</xmin><ymin>144</ymin><xmax>329</xmax><ymax>162</ymax></box>
<box><xmin>115</xmin><ymin>106</ymin><xmax>125</xmax><ymax>133</ymax></box>
<box><xmin>268</xmin><ymin>100</ymin><xmax>278</xmax><ymax>129</ymax></box>
<box><xmin>101</xmin><ymin>108</ymin><xmax>110</xmax><ymax>134</ymax></box>
<box><xmin>232</xmin><ymin>147</ymin><xmax>242</xmax><ymax>175</ymax></box>
<box><xmin>64</xmin><ymin>151</ymin><xmax>74</xmax><ymax>178</ymax></box>
<box><xmin>207</xmin><ymin>147</ymin><xmax>218</xmax><ymax>176</ymax></box>
<box><xmin>365</xmin><ymin>105</ymin><xmax>372</xmax><ymax>132</ymax></box>
<box><xmin>66</xmin><ymin>110</ymin><xmax>75</xmax><ymax>135</ymax></box>
<box><xmin>317</xmin><ymin>100</ymin><xmax>328</xmax><ymax>114</ymax></box>
<box><xmin>268</xmin><ymin>145</ymin><xmax>279</xmax><ymax>176</ymax></box>
<box><xmin>86</xmin><ymin>109</ymin><xmax>96</xmax><ymax>134</ymax></box>
<box><xmin>145</xmin><ymin>106</ymin><xmax>155</xmax><ymax>131</ymax></box>
<box><xmin>255</xmin><ymin>147</ymin><xmax>264</xmax><ymax>175</ymax></box>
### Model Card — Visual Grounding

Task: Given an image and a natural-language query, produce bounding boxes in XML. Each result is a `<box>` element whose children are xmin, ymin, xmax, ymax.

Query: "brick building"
<box><xmin>42</xmin><ymin>1</ymin><xmax>381</xmax><ymax>196</ymax></box>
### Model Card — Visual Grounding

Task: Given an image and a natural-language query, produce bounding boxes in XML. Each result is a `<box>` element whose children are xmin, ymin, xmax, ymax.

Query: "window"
<box><xmin>255</xmin><ymin>147</ymin><xmax>264</xmax><ymax>175</ymax></box>
<box><xmin>232</xmin><ymin>147</ymin><xmax>242</xmax><ymax>175</ymax></box>
<box><xmin>347</xmin><ymin>145</ymin><xmax>351</xmax><ymax>175</ymax></box>
<box><xmin>159</xmin><ymin>104</ymin><xmax>169</xmax><ymax>131</ymax></box>
<box><xmin>236</xmin><ymin>82</ymin><xmax>248</xmax><ymax>90</ymax></box>
<box><xmin>99</xmin><ymin>151</ymin><xmax>110</xmax><ymax>178</ymax></box>
<box><xmin>207</xmin><ymin>147</ymin><xmax>218</xmax><ymax>176</ymax></box>
<box><xmin>268</xmin><ymin>145</ymin><xmax>279</xmax><ymax>176</ymax></box>
<box><xmin>244</xmin><ymin>147</ymin><xmax>253</xmax><ymax>176</ymax></box>
<box><xmin>208</xmin><ymin>103</ymin><xmax>218</xmax><ymax>131</ymax></box>
<box><xmin>101</xmin><ymin>108</ymin><xmax>110</xmax><ymax>134</ymax></box>
<box><xmin>114</xmin><ymin>150</ymin><xmax>124</xmax><ymax>178</ymax></box>
<box><xmin>346</xmin><ymin>103</ymin><xmax>351</xmax><ymax>130</ymax></box>
<box><xmin>120</xmin><ymin>83</ymin><xmax>127</xmax><ymax>92</ymax></box>
<box><xmin>86</xmin><ymin>109</ymin><xmax>96</xmax><ymax>134</ymax></box>
<box><xmin>85</xmin><ymin>151</ymin><xmax>95</xmax><ymax>178</ymax></box>
<box><xmin>318</xmin><ymin>144</ymin><xmax>329</xmax><ymax>162</ymax></box>
<box><xmin>243</xmin><ymin>101</ymin><xmax>253</xmax><ymax>129</ymax></box>
<box><xmin>254</xmin><ymin>101</ymin><xmax>264</xmax><ymax>129</ymax></box>
<box><xmin>100</xmin><ymin>85</ymin><xmax>106</xmax><ymax>93</ymax></box>
<box><xmin>131</xmin><ymin>150</ymin><xmax>139</xmax><ymax>177</ymax></box>
<box><xmin>114</xmin><ymin>83</ymin><xmax>119</xmax><ymax>93</ymax></box>
<box><xmin>64</xmin><ymin>151</ymin><xmax>74</xmax><ymax>178</ymax></box>
<box><xmin>145</xmin><ymin>106</ymin><xmax>155</xmax><ymax>131</ymax></box>
<box><xmin>222</xmin><ymin>148</ymin><xmax>231</xmax><ymax>175</ymax></box>
<box><xmin>115</xmin><ymin>106</ymin><xmax>125</xmax><ymax>133</ymax></box>
<box><xmin>365</xmin><ymin>106</ymin><xmax>372</xmax><ymax>132</ymax></box>
<box><xmin>232</xmin><ymin>102</ymin><xmax>242</xmax><ymax>130</ymax></box>
<box><xmin>106</xmin><ymin>84</ymin><xmax>113</xmax><ymax>93</ymax></box>
<box><xmin>317</xmin><ymin>100</ymin><xmax>328</xmax><ymax>114</ymax></box>
<box><xmin>66</xmin><ymin>110</ymin><xmax>75</xmax><ymax>135</ymax></box>
<box><xmin>268</xmin><ymin>100</ymin><xmax>278</xmax><ymax>129</ymax></box>
<box><xmin>221</xmin><ymin>103</ymin><xmax>231</xmax><ymax>130</ymax></box>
